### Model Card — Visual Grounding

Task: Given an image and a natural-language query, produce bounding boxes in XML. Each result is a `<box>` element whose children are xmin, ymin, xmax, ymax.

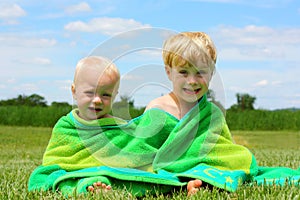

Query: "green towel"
<box><xmin>254</xmin><ymin>166</ymin><xmax>300</xmax><ymax>186</ymax></box>
<box><xmin>28</xmin><ymin>96</ymin><xmax>299</xmax><ymax>196</ymax></box>
<box><xmin>41</xmin><ymin>107</ymin><xmax>179</xmax><ymax>171</ymax></box>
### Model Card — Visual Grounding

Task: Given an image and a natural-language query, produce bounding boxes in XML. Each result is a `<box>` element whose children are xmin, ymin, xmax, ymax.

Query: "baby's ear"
<box><xmin>71</xmin><ymin>84</ymin><xmax>76</xmax><ymax>99</ymax></box>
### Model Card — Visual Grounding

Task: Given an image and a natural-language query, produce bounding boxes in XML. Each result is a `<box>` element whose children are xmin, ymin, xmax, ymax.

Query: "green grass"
<box><xmin>0</xmin><ymin>126</ymin><xmax>299</xmax><ymax>200</ymax></box>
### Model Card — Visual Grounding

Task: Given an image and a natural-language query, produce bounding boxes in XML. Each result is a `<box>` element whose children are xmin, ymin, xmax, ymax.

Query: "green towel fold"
<box><xmin>28</xmin><ymin>96</ymin><xmax>300</xmax><ymax>196</ymax></box>
<box><xmin>42</xmin><ymin>107</ymin><xmax>174</xmax><ymax>171</ymax></box>
<box><xmin>153</xmin><ymin>97</ymin><xmax>256</xmax><ymax>176</ymax></box>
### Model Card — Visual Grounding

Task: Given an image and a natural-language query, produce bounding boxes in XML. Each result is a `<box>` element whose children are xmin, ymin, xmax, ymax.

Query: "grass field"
<box><xmin>0</xmin><ymin>126</ymin><xmax>299</xmax><ymax>199</ymax></box>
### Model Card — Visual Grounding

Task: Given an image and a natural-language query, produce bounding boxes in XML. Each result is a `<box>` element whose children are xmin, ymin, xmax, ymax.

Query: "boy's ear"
<box><xmin>165</xmin><ymin>65</ymin><xmax>172</xmax><ymax>80</ymax></box>
<box><xmin>207</xmin><ymin>69</ymin><xmax>214</xmax><ymax>83</ymax></box>
<box><xmin>71</xmin><ymin>84</ymin><xmax>76</xmax><ymax>99</ymax></box>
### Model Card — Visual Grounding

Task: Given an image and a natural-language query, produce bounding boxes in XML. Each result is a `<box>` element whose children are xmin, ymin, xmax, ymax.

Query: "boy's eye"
<box><xmin>178</xmin><ymin>70</ymin><xmax>188</xmax><ymax>75</ymax></box>
<box><xmin>197</xmin><ymin>70</ymin><xmax>208</xmax><ymax>76</ymax></box>
<box><xmin>102</xmin><ymin>93</ymin><xmax>112</xmax><ymax>97</ymax></box>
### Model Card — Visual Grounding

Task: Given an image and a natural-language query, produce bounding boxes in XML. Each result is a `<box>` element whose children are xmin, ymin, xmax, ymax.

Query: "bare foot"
<box><xmin>87</xmin><ymin>181</ymin><xmax>112</xmax><ymax>193</ymax></box>
<box><xmin>187</xmin><ymin>179</ymin><xmax>202</xmax><ymax>196</ymax></box>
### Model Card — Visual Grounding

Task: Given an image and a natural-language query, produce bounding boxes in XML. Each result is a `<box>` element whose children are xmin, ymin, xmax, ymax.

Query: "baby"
<box><xmin>71</xmin><ymin>56</ymin><xmax>120</xmax><ymax>120</ymax></box>
<box><xmin>72</xmin><ymin>56</ymin><xmax>120</xmax><ymax>192</ymax></box>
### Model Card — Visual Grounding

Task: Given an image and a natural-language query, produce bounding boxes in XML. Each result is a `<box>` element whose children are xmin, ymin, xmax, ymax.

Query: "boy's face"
<box><xmin>166</xmin><ymin>63</ymin><xmax>212</xmax><ymax>103</ymax></box>
<box><xmin>72</xmin><ymin>67</ymin><xmax>118</xmax><ymax>120</ymax></box>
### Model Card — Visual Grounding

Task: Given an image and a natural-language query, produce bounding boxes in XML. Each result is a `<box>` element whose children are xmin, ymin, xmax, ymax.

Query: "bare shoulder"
<box><xmin>145</xmin><ymin>94</ymin><xmax>175</xmax><ymax>111</ymax></box>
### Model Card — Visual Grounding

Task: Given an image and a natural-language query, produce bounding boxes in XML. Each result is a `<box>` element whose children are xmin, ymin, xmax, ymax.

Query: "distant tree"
<box><xmin>230</xmin><ymin>93</ymin><xmax>256</xmax><ymax>111</ymax></box>
<box><xmin>123</xmin><ymin>96</ymin><xmax>134</xmax><ymax>107</ymax></box>
<box><xmin>26</xmin><ymin>94</ymin><xmax>47</xmax><ymax>106</ymax></box>
<box><xmin>207</xmin><ymin>89</ymin><xmax>225</xmax><ymax>113</ymax></box>
<box><xmin>0</xmin><ymin>94</ymin><xmax>47</xmax><ymax>106</ymax></box>
<box><xmin>207</xmin><ymin>89</ymin><xmax>216</xmax><ymax>102</ymax></box>
<box><xmin>112</xmin><ymin>95</ymin><xmax>145</xmax><ymax>119</ymax></box>
<box><xmin>51</xmin><ymin>102</ymin><xmax>71</xmax><ymax>107</ymax></box>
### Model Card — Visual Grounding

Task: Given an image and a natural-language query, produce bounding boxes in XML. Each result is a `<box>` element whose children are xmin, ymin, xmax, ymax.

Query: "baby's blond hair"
<box><xmin>73</xmin><ymin>56</ymin><xmax>120</xmax><ymax>86</ymax></box>
<box><xmin>162</xmin><ymin>32</ymin><xmax>217</xmax><ymax>72</ymax></box>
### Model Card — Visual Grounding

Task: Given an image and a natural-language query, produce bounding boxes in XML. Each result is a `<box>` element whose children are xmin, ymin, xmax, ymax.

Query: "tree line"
<box><xmin>0</xmin><ymin>94</ymin><xmax>70</xmax><ymax>107</ymax></box>
<box><xmin>0</xmin><ymin>93</ymin><xmax>299</xmax><ymax>130</ymax></box>
<box><xmin>0</xmin><ymin>92</ymin><xmax>257</xmax><ymax>111</ymax></box>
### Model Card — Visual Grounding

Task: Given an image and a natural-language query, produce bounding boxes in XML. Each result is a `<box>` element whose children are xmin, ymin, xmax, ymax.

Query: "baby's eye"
<box><xmin>85</xmin><ymin>91</ymin><xmax>94</xmax><ymax>96</ymax></box>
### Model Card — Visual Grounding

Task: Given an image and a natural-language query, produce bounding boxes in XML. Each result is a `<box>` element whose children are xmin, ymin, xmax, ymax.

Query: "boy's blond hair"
<box><xmin>162</xmin><ymin>32</ymin><xmax>217</xmax><ymax>72</ymax></box>
<box><xmin>73</xmin><ymin>56</ymin><xmax>120</xmax><ymax>86</ymax></box>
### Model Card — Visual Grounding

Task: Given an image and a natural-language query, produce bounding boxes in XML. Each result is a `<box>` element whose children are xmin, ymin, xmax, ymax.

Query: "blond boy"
<box><xmin>146</xmin><ymin>32</ymin><xmax>217</xmax><ymax>195</ymax></box>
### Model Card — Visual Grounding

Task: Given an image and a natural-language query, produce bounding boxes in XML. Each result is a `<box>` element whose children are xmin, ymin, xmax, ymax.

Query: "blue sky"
<box><xmin>1</xmin><ymin>0</ymin><xmax>300</xmax><ymax>110</ymax></box>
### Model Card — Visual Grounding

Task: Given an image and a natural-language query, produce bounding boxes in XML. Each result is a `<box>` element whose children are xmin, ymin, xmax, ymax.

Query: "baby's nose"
<box><xmin>93</xmin><ymin>96</ymin><xmax>102</xmax><ymax>103</ymax></box>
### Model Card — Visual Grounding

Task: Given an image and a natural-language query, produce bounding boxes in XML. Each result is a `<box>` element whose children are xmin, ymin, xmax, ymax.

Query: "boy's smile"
<box><xmin>166</xmin><ymin>64</ymin><xmax>211</xmax><ymax>104</ymax></box>
<box><xmin>183</xmin><ymin>87</ymin><xmax>202</xmax><ymax>95</ymax></box>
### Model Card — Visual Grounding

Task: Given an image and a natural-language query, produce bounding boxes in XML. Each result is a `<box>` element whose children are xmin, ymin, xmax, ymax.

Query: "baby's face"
<box><xmin>73</xmin><ymin>67</ymin><xmax>118</xmax><ymax>120</ymax></box>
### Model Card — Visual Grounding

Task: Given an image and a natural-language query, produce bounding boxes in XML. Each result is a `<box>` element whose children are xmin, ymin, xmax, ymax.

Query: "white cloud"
<box><xmin>19</xmin><ymin>57</ymin><xmax>52</xmax><ymax>65</ymax></box>
<box><xmin>213</xmin><ymin>25</ymin><xmax>300</xmax><ymax>61</ymax></box>
<box><xmin>7</xmin><ymin>78</ymin><xmax>16</xmax><ymax>84</ymax></box>
<box><xmin>0</xmin><ymin>35</ymin><xmax>57</xmax><ymax>48</ymax></box>
<box><xmin>137</xmin><ymin>49</ymin><xmax>161</xmax><ymax>58</ymax></box>
<box><xmin>271</xmin><ymin>81</ymin><xmax>282</xmax><ymax>86</ymax></box>
<box><xmin>42</xmin><ymin>2</ymin><xmax>113</xmax><ymax>19</ymax></box>
<box><xmin>187</xmin><ymin>0</ymin><xmax>288</xmax><ymax>8</ymax></box>
<box><xmin>228</xmin><ymin>86</ymin><xmax>250</xmax><ymax>94</ymax></box>
<box><xmin>64</xmin><ymin>17</ymin><xmax>151</xmax><ymax>36</ymax></box>
<box><xmin>0</xmin><ymin>3</ymin><xmax>26</xmax><ymax>19</ymax></box>
<box><xmin>65</xmin><ymin>2</ymin><xmax>92</xmax><ymax>14</ymax></box>
<box><xmin>293</xmin><ymin>94</ymin><xmax>300</xmax><ymax>97</ymax></box>
<box><xmin>218</xmin><ymin>66</ymin><xmax>300</xmax><ymax>109</ymax></box>
<box><xmin>254</xmin><ymin>80</ymin><xmax>268</xmax><ymax>87</ymax></box>
<box><xmin>1</xmin><ymin>19</ymin><xmax>20</xmax><ymax>25</ymax></box>
<box><xmin>287</xmin><ymin>99</ymin><xmax>300</xmax><ymax>106</ymax></box>
<box><xmin>215</xmin><ymin>25</ymin><xmax>300</xmax><ymax>45</ymax></box>
<box><xmin>53</xmin><ymin>80</ymin><xmax>73</xmax><ymax>91</ymax></box>
<box><xmin>0</xmin><ymin>3</ymin><xmax>26</xmax><ymax>24</ymax></box>
<box><xmin>14</xmin><ymin>83</ymin><xmax>39</xmax><ymax>93</ymax></box>
<box><xmin>188</xmin><ymin>0</ymin><xmax>240</xmax><ymax>2</ymax></box>
<box><xmin>121</xmin><ymin>74</ymin><xmax>143</xmax><ymax>81</ymax></box>
<box><xmin>24</xmin><ymin>38</ymin><xmax>57</xmax><ymax>47</ymax></box>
